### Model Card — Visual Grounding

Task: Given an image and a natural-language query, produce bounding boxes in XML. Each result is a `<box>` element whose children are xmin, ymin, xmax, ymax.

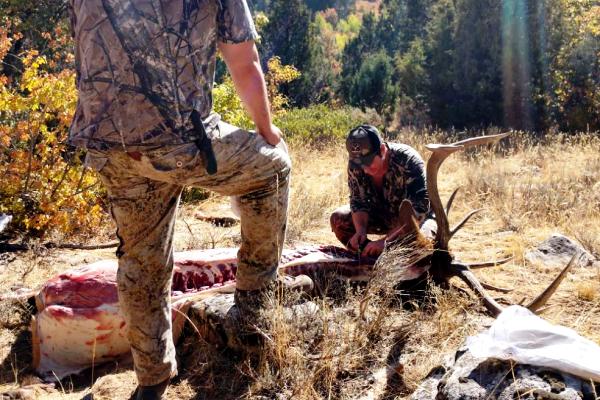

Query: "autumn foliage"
<box><xmin>0</xmin><ymin>16</ymin><xmax>302</xmax><ymax>238</ymax></box>
<box><xmin>0</xmin><ymin>25</ymin><xmax>104</xmax><ymax>237</ymax></box>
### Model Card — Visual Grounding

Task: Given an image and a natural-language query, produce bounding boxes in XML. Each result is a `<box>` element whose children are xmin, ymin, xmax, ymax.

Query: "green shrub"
<box><xmin>275</xmin><ymin>104</ymin><xmax>382</xmax><ymax>146</ymax></box>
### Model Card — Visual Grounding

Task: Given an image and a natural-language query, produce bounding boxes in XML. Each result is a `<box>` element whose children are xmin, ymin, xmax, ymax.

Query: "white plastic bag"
<box><xmin>0</xmin><ymin>214</ymin><xmax>12</xmax><ymax>233</ymax></box>
<box><xmin>466</xmin><ymin>305</ymin><xmax>600</xmax><ymax>382</ymax></box>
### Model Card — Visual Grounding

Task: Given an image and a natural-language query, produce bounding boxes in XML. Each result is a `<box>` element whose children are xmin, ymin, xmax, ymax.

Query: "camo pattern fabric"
<box><xmin>68</xmin><ymin>0</ymin><xmax>257</xmax><ymax>150</ymax></box>
<box><xmin>347</xmin><ymin>142</ymin><xmax>431</xmax><ymax>229</ymax></box>
<box><xmin>85</xmin><ymin>121</ymin><xmax>291</xmax><ymax>385</ymax></box>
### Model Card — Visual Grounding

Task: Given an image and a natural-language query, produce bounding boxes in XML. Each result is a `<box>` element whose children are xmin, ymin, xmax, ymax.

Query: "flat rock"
<box><xmin>411</xmin><ymin>348</ymin><xmax>599</xmax><ymax>400</ymax></box>
<box><xmin>187</xmin><ymin>294</ymin><xmax>320</xmax><ymax>352</ymax></box>
<box><xmin>525</xmin><ymin>234</ymin><xmax>594</xmax><ymax>268</ymax></box>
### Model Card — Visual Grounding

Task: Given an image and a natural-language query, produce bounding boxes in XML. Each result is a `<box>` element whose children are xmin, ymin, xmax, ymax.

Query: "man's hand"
<box><xmin>361</xmin><ymin>239</ymin><xmax>384</xmax><ymax>257</ymax></box>
<box><xmin>218</xmin><ymin>41</ymin><xmax>278</xmax><ymax>144</ymax></box>
<box><xmin>348</xmin><ymin>231</ymin><xmax>367</xmax><ymax>251</ymax></box>
<box><xmin>258</xmin><ymin>123</ymin><xmax>282</xmax><ymax>146</ymax></box>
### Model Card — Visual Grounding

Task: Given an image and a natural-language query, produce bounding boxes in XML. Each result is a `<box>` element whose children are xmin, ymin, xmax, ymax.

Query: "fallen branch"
<box><xmin>0</xmin><ymin>241</ymin><xmax>119</xmax><ymax>253</ymax></box>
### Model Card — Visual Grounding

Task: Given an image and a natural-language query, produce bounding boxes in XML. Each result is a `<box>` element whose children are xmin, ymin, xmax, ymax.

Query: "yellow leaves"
<box><xmin>213</xmin><ymin>75</ymin><xmax>253</xmax><ymax>129</ymax></box>
<box><xmin>0</xmin><ymin>28</ymin><xmax>12</xmax><ymax>62</ymax></box>
<box><xmin>266</xmin><ymin>57</ymin><xmax>301</xmax><ymax>89</ymax></box>
<box><xmin>0</xmin><ymin>133</ymin><xmax>10</xmax><ymax>148</ymax></box>
<box><xmin>0</xmin><ymin>44</ymin><xmax>102</xmax><ymax>237</ymax></box>
<box><xmin>254</xmin><ymin>12</ymin><xmax>269</xmax><ymax>34</ymax></box>
<box><xmin>581</xmin><ymin>5</ymin><xmax>600</xmax><ymax>37</ymax></box>
<box><xmin>265</xmin><ymin>57</ymin><xmax>301</xmax><ymax>115</ymax></box>
<box><xmin>213</xmin><ymin>56</ymin><xmax>300</xmax><ymax>126</ymax></box>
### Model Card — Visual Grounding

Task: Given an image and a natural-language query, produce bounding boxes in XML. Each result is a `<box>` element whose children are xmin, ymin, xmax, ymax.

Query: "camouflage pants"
<box><xmin>86</xmin><ymin>121</ymin><xmax>290</xmax><ymax>386</ymax></box>
<box><xmin>330</xmin><ymin>205</ymin><xmax>437</xmax><ymax>246</ymax></box>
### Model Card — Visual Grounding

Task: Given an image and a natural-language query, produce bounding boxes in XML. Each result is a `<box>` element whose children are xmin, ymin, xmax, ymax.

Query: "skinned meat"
<box><xmin>32</xmin><ymin>245</ymin><xmax>375</xmax><ymax>380</ymax></box>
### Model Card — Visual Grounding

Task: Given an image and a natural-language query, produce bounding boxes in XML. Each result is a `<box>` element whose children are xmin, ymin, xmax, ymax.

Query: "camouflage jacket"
<box><xmin>348</xmin><ymin>142</ymin><xmax>431</xmax><ymax>226</ymax></box>
<box><xmin>68</xmin><ymin>0</ymin><xmax>257</xmax><ymax>150</ymax></box>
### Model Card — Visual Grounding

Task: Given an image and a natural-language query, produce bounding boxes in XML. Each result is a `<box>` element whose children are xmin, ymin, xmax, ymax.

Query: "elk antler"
<box><xmin>425</xmin><ymin>132</ymin><xmax>511</xmax><ymax>251</ymax></box>
<box><xmin>382</xmin><ymin>132</ymin><xmax>572</xmax><ymax>317</ymax></box>
<box><xmin>450</xmin><ymin>254</ymin><xmax>577</xmax><ymax>317</ymax></box>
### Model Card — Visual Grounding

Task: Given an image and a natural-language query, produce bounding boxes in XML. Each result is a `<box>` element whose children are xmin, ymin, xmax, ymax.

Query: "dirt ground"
<box><xmin>0</xmin><ymin>134</ymin><xmax>599</xmax><ymax>399</ymax></box>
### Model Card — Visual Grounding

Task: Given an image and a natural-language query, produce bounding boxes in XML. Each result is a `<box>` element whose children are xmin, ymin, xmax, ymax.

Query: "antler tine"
<box><xmin>452</xmin><ymin>254</ymin><xmax>576</xmax><ymax>317</ymax></box>
<box><xmin>526</xmin><ymin>254</ymin><xmax>577</xmax><ymax>312</ymax></box>
<box><xmin>445</xmin><ymin>187</ymin><xmax>460</xmax><ymax>216</ymax></box>
<box><xmin>451</xmin><ymin>132</ymin><xmax>511</xmax><ymax>148</ymax></box>
<box><xmin>450</xmin><ymin>208</ymin><xmax>482</xmax><ymax>239</ymax></box>
<box><xmin>425</xmin><ymin>132</ymin><xmax>510</xmax><ymax>251</ymax></box>
<box><xmin>480</xmin><ymin>281</ymin><xmax>513</xmax><ymax>293</ymax></box>
<box><xmin>425</xmin><ymin>144</ymin><xmax>463</xmax><ymax>250</ymax></box>
<box><xmin>467</xmin><ymin>256</ymin><xmax>513</xmax><ymax>269</ymax></box>
<box><xmin>450</xmin><ymin>263</ymin><xmax>504</xmax><ymax>317</ymax></box>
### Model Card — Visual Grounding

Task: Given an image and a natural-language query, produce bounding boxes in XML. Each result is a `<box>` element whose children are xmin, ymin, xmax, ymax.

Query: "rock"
<box><xmin>187</xmin><ymin>294</ymin><xmax>320</xmax><ymax>352</ymax></box>
<box><xmin>0</xmin><ymin>383</ymin><xmax>57</xmax><ymax>400</ymax></box>
<box><xmin>194</xmin><ymin>212</ymin><xmax>239</xmax><ymax>227</ymax></box>
<box><xmin>525</xmin><ymin>234</ymin><xmax>595</xmax><ymax>268</ymax></box>
<box><xmin>411</xmin><ymin>348</ymin><xmax>599</xmax><ymax>400</ymax></box>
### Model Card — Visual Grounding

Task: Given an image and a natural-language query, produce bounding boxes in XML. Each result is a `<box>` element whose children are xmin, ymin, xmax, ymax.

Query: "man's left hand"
<box><xmin>361</xmin><ymin>239</ymin><xmax>385</xmax><ymax>257</ymax></box>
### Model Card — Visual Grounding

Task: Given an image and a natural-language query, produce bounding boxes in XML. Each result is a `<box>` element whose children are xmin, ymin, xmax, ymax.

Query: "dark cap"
<box><xmin>346</xmin><ymin>125</ymin><xmax>383</xmax><ymax>167</ymax></box>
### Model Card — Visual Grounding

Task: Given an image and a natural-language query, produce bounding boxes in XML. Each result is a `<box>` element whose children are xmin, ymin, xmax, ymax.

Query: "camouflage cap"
<box><xmin>346</xmin><ymin>125</ymin><xmax>382</xmax><ymax>167</ymax></box>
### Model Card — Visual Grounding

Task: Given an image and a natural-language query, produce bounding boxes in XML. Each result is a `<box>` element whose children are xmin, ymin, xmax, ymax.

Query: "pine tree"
<box><xmin>422</xmin><ymin>0</ymin><xmax>458</xmax><ymax>127</ymax></box>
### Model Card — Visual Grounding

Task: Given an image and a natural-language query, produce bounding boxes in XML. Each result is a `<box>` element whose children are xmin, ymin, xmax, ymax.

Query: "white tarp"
<box><xmin>466</xmin><ymin>305</ymin><xmax>600</xmax><ymax>382</ymax></box>
<box><xmin>0</xmin><ymin>214</ymin><xmax>12</xmax><ymax>233</ymax></box>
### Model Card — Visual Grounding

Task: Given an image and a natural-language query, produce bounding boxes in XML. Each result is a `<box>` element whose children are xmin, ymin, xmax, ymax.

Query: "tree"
<box><xmin>261</xmin><ymin>0</ymin><xmax>313</xmax><ymax>105</ymax></box>
<box><xmin>339</xmin><ymin>13</ymin><xmax>380</xmax><ymax>103</ymax></box>
<box><xmin>547</xmin><ymin>1</ymin><xmax>600</xmax><ymax>131</ymax></box>
<box><xmin>0</xmin><ymin>28</ymin><xmax>103</xmax><ymax>237</ymax></box>
<box><xmin>347</xmin><ymin>50</ymin><xmax>397</xmax><ymax>114</ymax></box>
<box><xmin>376</xmin><ymin>0</ymin><xmax>433</xmax><ymax>55</ymax></box>
<box><xmin>301</xmin><ymin>14</ymin><xmax>337</xmax><ymax>103</ymax></box>
<box><xmin>422</xmin><ymin>0</ymin><xmax>458</xmax><ymax>127</ymax></box>
<box><xmin>395</xmin><ymin>38</ymin><xmax>430</xmax><ymax>126</ymax></box>
<box><xmin>0</xmin><ymin>0</ymin><xmax>71</xmax><ymax>81</ymax></box>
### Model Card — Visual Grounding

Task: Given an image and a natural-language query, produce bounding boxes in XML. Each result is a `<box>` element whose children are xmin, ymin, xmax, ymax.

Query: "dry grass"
<box><xmin>0</xmin><ymin>129</ymin><xmax>599</xmax><ymax>399</ymax></box>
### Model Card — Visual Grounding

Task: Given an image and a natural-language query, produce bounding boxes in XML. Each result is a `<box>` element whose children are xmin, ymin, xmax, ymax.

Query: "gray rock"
<box><xmin>525</xmin><ymin>234</ymin><xmax>595</xmax><ymax>268</ymax></box>
<box><xmin>410</xmin><ymin>348</ymin><xmax>598</xmax><ymax>400</ymax></box>
<box><xmin>187</xmin><ymin>293</ymin><xmax>320</xmax><ymax>352</ymax></box>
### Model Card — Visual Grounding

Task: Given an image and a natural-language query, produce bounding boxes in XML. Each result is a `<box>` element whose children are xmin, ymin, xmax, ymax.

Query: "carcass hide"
<box><xmin>31</xmin><ymin>245</ymin><xmax>374</xmax><ymax>380</ymax></box>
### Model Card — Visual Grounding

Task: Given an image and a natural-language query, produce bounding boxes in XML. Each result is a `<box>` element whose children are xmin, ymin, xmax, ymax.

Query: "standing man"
<box><xmin>330</xmin><ymin>125</ymin><xmax>436</xmax><ymax>257</ymax></box>
<box><xmin>68</xmin><ymin>1</ymin><xmax>310</xmax><ymax>398</ymax></box>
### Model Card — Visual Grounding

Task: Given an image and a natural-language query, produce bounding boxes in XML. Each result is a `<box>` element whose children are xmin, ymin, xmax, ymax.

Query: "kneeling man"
<box><xmin>330</xmin><ymin>125</ymin><xmax>436</xmax><ymax>257</ymax></box>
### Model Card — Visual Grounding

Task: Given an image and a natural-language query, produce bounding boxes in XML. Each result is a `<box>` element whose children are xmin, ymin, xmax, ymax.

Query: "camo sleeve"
<box><xmin>383</xmin><ymin>143</ymin><xmax>430</xmax><ymax>222</ymax></box>
<box><xmin>218</xmin><ymin>0</ymin><xmax>258</xmax><ymax>44</ymax></box>
<box><xmin>348</xmin><ymin>165</ymin><xmax>373</xmax><ymax>213</ymax></box>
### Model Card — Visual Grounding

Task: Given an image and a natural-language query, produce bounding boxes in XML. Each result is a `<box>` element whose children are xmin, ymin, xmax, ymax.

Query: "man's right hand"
<box><xmin>348</xmin><ymin>231</ymin><xmax>367</xmax><ymax>251</ymax></box>
<box><xmin>257</xmin><ymin>123</ymin><xmax>282</xmax><ymax>146</ymax></box>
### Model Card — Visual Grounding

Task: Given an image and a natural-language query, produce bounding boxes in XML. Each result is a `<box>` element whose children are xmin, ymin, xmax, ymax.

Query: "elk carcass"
<box><xmin>27</xmin><ymin>245</ymin><xmax>376</xmax><ymax>380</ymax></box>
